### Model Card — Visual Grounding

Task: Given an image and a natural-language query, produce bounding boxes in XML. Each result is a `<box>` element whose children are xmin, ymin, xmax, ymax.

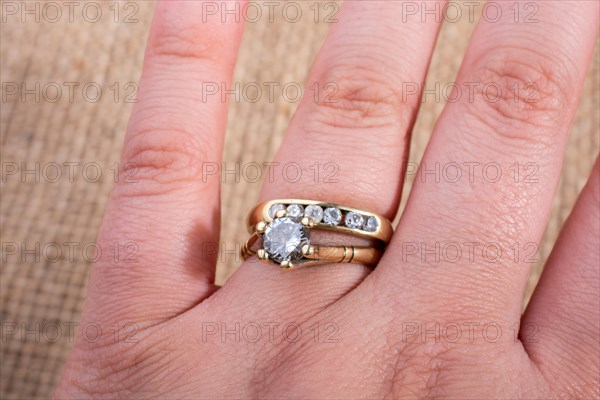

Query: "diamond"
<box><xmin>304</xmin><ymin>205</ymin><xmax>324</xmax><ymax>223</ymax></box>
<box><xmin>268</xmin><ymin>203</ymin><xmax>285</xmax><ymax>218</ymax></box>
<box><xmin>344</xmin><ymin>212</ymin><xmax>365</xmax><ymax>229</ymax></box>
<box><xmin>323</xmin><ymin>207</ymin><xmax>342</xmax><ymax>225</ymax></box>
<box><xmin>363</xmin><ymin>216</ymin><xmax>379</xmax><ymax>232</ymax></box>
<box><xmin>286</xmin><ymin>204</ymin><xmax>304</xmax><ymax>218</ymax></box>
<box><xmin>263</xmin><ymin>217</ymin><xmax>310</xmax><ymax>263</ymax></box>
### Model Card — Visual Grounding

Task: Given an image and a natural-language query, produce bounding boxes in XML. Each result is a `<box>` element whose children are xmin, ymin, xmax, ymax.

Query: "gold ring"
<box><xmin>242</xmin><ymin>199</ymin><xmax>393</xmax><ymax>269</ymax></box>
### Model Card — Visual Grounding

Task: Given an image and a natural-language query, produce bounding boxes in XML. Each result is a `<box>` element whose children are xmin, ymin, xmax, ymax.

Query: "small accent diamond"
<box><xmin>286</xmin><ymin>204</ymin><xmax>304</xmax><ymax>218</ymax></box>
<box><xmin>323</xmin><ymin>207</ymin><xmax>342</xmax><ymax>225</ymax></box>
<box><xmin>304</xmin><ymin>205</ymin><xmax>324</xmax><ymax>223</ymax></box>
<box><xmin>268</xmin><ymin>203</ymin><xmax>286</xmax><ymax>218</ymax></box>
<box><xmin>344</xmin><ymin>212</ymin><xmax>365</xmax><ymax>229</ymax></box>
<box><xmin>363</xmin><ymin>216</ymin><xmax>379</xmax><ymax>232</ymax></box>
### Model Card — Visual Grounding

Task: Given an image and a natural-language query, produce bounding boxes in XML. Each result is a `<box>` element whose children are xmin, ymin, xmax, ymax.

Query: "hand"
<box><xmin>55</xmin><ymin>1</ymin><xmax>599</xmax><ymax>398</ymax></box>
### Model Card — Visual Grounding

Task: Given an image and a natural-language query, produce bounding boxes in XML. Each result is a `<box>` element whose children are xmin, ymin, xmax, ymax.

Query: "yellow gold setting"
<box><xmin>241</xmin><ymin>199</ymin><xmax>393</xmax><ymax>269</ymax></box>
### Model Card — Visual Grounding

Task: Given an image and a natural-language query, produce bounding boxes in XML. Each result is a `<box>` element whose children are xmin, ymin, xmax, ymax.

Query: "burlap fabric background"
<box><xmin>1</xmin><ymin>1</ymin><xmax>598</xmax><ymax>398</ymax></box>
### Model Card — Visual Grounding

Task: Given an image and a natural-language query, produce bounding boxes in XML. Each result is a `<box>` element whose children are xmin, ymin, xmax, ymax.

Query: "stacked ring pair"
<box><xmin>242</xmin><ymin>199</ymin><xmax>393</xmax><ymax>269</ymax></box>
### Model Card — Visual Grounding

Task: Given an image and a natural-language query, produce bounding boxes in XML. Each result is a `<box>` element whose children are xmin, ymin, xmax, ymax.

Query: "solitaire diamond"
<box><xmin>304</xmin><ymin>205</ymin><xmax>324</xmax><ymax>223</ymax></box>
<box><xmin>323</xmin><ymin>207</ymin><xmax>342</xmax><ymax>225</ymax></box>
<box><xmin>263</xmin><ymin>217</ymin><xmax>310</xmax><ymax>263</ymax></box>
<box><xmin>344</xmin><ymin>212</ymin><xmax>365</xmax><ymax>229</ymax></box>
<box><xmin>363</xmin><ymin>216</ymin><xmax>379</xmax><ymax>232</ymax></box>
<box><xmin>286</xmin><ymin>204</ymin><xmax>304</xmax><ymax>218</ymax></box>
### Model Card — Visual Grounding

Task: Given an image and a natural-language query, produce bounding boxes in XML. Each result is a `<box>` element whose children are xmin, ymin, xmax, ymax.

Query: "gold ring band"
<box><xmin>242</xmin><ymin>199</ymin><xmax>393</xmax><ymax>269</ymax></box>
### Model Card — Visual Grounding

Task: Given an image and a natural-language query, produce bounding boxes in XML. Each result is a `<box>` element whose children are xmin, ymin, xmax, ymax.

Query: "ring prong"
<box><xmin>280</xmin><ymin>260</ymin><xmax>294</xmax><ymax>269</ymax></box>
<box><xmin>301</xmin><ymin>217</ymin><xmax>315</xmax><ymax>227</ymax></box>
<box><xmin>275</xmin><ymin>209</ymin><xmax>287</xmax><ymax>218</ymax></box>
<box><xmin>256</xmin><ymin>220</ymin><xmax>267</xmax><ymax>233</ymax></box>
<box><xmin>301</xmin><ymin>244</ymin><xmax>314</xmax><ymax>256</ymax></box>
<box><xmin>257</xmin><ymin>249</ymin><xmax>269</xmax><ymax>261</ymax></box>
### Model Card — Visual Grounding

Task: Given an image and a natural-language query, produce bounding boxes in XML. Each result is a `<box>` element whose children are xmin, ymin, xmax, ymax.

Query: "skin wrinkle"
<box><xmin>111</xmin><ymin>333</ymin><xmax>200</xmax><ymax>398</ymax></box>
<box><xmin>385</xmin><ymin>337</ymin><xmax>452</xmax><ymax>399</ymax></box>
<box><xmin>74</xmin><ymin>344</ymin><xmax>148</xmax><ymax>395</ymax></box>
<box><xmin>381</xmin><ymin>323</ymin><xmax>425</xmax><ymax>399</ymax></box>
<box><xmin>128</xmin><ymin>349</ymin><xmax>187</xmax><ymax>394</ymax></box>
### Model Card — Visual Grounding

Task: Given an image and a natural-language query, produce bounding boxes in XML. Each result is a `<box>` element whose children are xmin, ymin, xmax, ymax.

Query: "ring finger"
<box><xmin>222</xmin><ymin>0</ymin><xmax>445</xmax><ymax>315</ymax></box>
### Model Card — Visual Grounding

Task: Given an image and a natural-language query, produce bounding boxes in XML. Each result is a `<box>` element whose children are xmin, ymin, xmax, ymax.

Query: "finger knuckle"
<box><xmin>310</xmin><ymin>62</ymin><xmax>406</xmax><ymax>131</ymax></box>
<box><xmin>147</xmin><ymin>22</ymin><xmax>217</xmax><ymax>64</ymax></box>
<box><xmin>121</xmin><ymin>121</ymin><xmax>213</xmax><ymax>197</ymax></box>
<box><xmin>464</xmin><ymin>48</ymin><xmax>574</xmax><ymax>146</ymax></box>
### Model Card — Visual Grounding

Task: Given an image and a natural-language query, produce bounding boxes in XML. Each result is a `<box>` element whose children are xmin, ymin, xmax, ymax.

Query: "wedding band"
<box><xmin>242</xmin><ymin>199</ymin><xmax>393</xmax><ymax>269</ymax></box>
<box><xmin>247</xmin><ymin>199</ymin><xmax>393</xmax><ymax>243</ymax></box>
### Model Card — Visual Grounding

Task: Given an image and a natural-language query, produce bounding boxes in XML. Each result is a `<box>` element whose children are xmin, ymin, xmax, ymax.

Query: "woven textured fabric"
<box><xmin>1</xmin><ymin>2</ymin><xmax>598</xmax><ymax>398</ymax></box>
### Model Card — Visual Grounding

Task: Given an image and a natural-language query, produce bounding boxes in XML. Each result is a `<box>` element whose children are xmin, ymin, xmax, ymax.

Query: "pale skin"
<box><xmin>55</xmin><ymin>1</ymin><xmax>599</xmax><ymax>398</ymax></box>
